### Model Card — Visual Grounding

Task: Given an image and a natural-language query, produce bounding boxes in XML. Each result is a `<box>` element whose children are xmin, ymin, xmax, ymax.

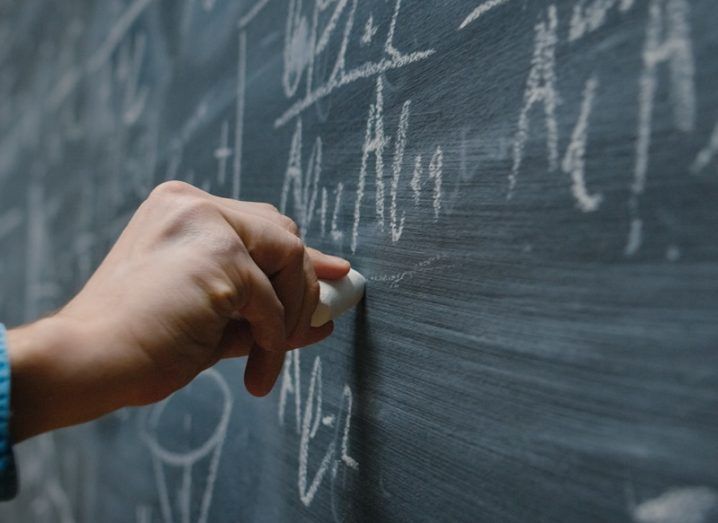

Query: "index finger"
<box><xmin>307</xmin><ymin>247</ymin><xmax>351</xmax><ymax>280</ymax></box>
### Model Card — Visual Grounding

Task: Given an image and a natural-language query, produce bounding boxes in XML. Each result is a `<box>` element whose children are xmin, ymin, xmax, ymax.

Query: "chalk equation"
<box><xmin>278</xmin><ymin>351</ymin><xmax>359</xmax><ymax>507</ymax></box>
<box><xmin>0</xmin><ymin>0</ymin><xmax>717</xmax><ymax>521</ymax></box>
<box><xmin>238</xmin><ymin>0</ymin><xmax>445</xmax><ymax>254</ymax></box>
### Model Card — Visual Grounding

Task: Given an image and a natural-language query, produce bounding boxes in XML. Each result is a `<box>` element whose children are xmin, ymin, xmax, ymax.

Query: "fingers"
<box><xmin>224</xmin><ymin>213</ymin><xmax>309</xmax><ymax>340</ymax></box>
<box><xmin>287</xmin><ymin>250</ymin><xmax>319</xmax><ymax>346</ymax></box>
<box><xmin>216</xmin><ymin>320</ymin><xmax>254</xmax><ymax>359</ymax></box>
<box><xmin>215</xmin><ymin>197</ymin><xmax>300</xmax><ymax>237</ymax></box>
<box><xmin>269</xmin><ymin>244</ymin><xmax>306</xmax><ymax>339</ymax></box>
<box><xmin>307</xmin><ymin>247</ymin><xmax>351</xmax><ymax>280</ymax></box>
<box><xmin>219</xmin><ymin>211</ymin><xmax>319</xmax><ymax>347</ymax></box>
<box><xmin>243</xmin><ymin>322</ymin><xmax>334</xmax><ymax>397</ymax></box>
<box><xmin>233</xmin><ymin>250</ymin><xmax>287</xmax><ymax>351</ymax></box>
<box><xmin>244</xmin><ymin>346</ymin><xmax>286</xmax><ymax>397</ymax></box>
<box><xmin>288</xmin><ymin>322</ymin><xmax>334</xmax><ymax>349</ymax></box>
<box><xmin>208</xmin><ymin>192</ymin><xmax>349</xmax><ymax>371</ymax></box>
<box><xmin>222</xmin><ymin>210</ymin><xmax>302</xmax><ymax>276</ymax></box>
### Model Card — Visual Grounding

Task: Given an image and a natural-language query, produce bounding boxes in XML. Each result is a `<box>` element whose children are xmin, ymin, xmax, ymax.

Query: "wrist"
<box><xmin>7</xmin><ymin>316</ymin><xmax>125</xmax><ymax>442</ymax></box>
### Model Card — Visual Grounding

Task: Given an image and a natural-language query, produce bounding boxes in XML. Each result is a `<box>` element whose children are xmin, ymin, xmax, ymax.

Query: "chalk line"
<box><xmin>459</xmin><ymin>0</ymin><xmax>512</xmax><ymax>30</ymax></box>
<box><xmin>274</xmin><ymin>50</ymin><xmax>435</xmax><ymax>129</ymax></box>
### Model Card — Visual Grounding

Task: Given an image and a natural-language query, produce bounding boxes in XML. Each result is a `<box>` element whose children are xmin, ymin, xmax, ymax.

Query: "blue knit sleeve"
<box><xmin>0</xmin><ymin>324</ymin><xmax>17</xmax><ymax>500</ymax></box>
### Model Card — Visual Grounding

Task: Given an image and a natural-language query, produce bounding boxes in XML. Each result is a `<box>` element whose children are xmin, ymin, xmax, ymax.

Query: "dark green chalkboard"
<box><xmin>0</xmin><ymin>0</ymin><xmax>717</xmax><ymax>521</ymax></box>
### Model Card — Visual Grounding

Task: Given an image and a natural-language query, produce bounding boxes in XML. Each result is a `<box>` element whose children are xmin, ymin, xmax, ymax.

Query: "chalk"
<box><xmin>311</xmin><ymin>269</ymin><xmax>366</xmax><ymax>327</ymax></box>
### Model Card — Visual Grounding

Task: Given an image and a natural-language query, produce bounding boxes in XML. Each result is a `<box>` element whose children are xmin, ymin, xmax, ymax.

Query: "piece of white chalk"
<box><xmin>311</xmin><ymin>269</ymin><xmax>366</xmax><ymax>327</ymax></box>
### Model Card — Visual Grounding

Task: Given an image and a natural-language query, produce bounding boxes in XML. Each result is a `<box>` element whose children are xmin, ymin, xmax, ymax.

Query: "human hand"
<box><xmin>7</xmin><ymin>181</ymin><xmax>350</xmax><ymax>441</ymax></box>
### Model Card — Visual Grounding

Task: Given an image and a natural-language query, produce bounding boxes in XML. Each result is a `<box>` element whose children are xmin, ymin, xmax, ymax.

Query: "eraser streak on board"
<box><xmin>311</xmin><ymin>269</ymin><xmax>366</xmax><ymax>327</ymax></box>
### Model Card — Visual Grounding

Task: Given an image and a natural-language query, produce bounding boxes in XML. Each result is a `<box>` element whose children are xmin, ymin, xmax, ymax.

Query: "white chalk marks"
<box><xmin>213</xmin><ymin>120</ymin><xmax>232</xmax><ymax>185</ymax></box>
<box><xmin>508</xmin><ymin>6</ymin><xmax>606</xmax><ymax>212</ymax></box>
<box><xmin>390</xmin><ymin>101</ymin><xmax>411</xmax><ymax>242</ymax></box>
<box><xmin>142</xmin><ymin>369</ymin><xmax>232</xmax><ymax>523</ymax></box>
<box><xmin>330</xmin><ymin>182</ymin><xmax>344</xmax><ymax>241</ymax></box>
<box><xmin>274</xmin><ymin>0</ymin><xmax>435</xmax><ymax>128</ymax></box>
<box><xmin>509</xmin><ymin>5</ymin><xmax>559</xmax><ymax>198</ymax></box>
<box><xmin>632</xmin><ymin>487</ymin><xmax>718</xmax><ymax>523</ymax></box>
<box><xmin>298</xmin><ymin>357</ymin><xmax>337</xmax><ymax>506</ymax></box>
<box><xmin>562</xmin><ymin>76</ymin><xmax>603</xmax><ymax>212</ymax></box>
<box><xmin>369</xmin><ymin>254</ymin><xmax>450</xmax><ymax>289</ymax></box>
<box><xmin>233</xmin><ymin>31</ymin><xmax>247</xmax><ymax>198</ymax></box>
<box><xmin>568</xmin><ymin>0</ymin><xmax>636</xmax><ymax>42</ymax></box>
<box><xmin>351</xmin><ymin>77</ymin><xmax>444</xmax><ymax>252</ymax></box>
<box><xmin>279</xmin><ymin>119</ymin><xmax>347</xmax><ymax>241</ymax></box>
<box><xmin>627</xmin><ymin>0</ymin><xmax>695</xmax><ymax>256</ymax></box>
<box><xmin>238</xmin><ymin>0</ymin><xmax>445</xmax><ymax>254</ymax></box>
<box><xmin>280</xmin><ymin>120</ymin><xmax>322</xmax><ymax>236</ymax></box>
<box><xmin>279</xmin><ymin>352</ymin><xmax>359</xmax><ymax>507</ymax></box>
<box><xmin>691</xmin><ymin>122</ymin><xmax>718</xmax><ymax>175</ymax></box>
<box><xmin>428</xmin><ymin>147</ymin><xmax>444</xmax><ymax>221</ymax></box>
<box><xmin>459</xmin><ymin>0</ymin><xmax>512</xmax><ymax>30</ymax></box>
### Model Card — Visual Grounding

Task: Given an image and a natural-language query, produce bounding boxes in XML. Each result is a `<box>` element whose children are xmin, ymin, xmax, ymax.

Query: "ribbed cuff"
<box><xmin>0</xmin><ymin>324</ymin><xmax>17</xmax><ymax>500</ymax></box>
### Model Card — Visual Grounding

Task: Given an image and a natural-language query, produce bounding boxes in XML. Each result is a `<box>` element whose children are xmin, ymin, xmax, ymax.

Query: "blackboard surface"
<box><xmin>0</xmin><ymin>1</ymin><xmax>717</xmax><ymax>522</ymax></box>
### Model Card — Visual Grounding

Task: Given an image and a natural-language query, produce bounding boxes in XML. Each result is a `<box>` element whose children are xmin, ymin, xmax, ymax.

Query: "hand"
<box><xmin>7</xmin><ymin>181</ymin><xmax>350</xmax><ymax>441</ymax></box>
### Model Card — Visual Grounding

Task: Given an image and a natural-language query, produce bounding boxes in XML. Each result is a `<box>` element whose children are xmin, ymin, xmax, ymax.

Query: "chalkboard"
<box><xmin>0</xmin><ymin>0</ymin><xmax>717</xmax><ymax>521</ymax></box>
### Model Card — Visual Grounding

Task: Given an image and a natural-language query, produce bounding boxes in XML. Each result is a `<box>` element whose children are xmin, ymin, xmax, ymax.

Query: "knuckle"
<box><xmin>285</xmin><ymin>236</ymin><xmax>306</xmax><ymax>265</ymax></box>
<box><xmin>206</xmin><ymin>280</ymin><xmax>240</xmax><ymax>317</ymax></box>
<box><xmin>261</xmin><ymin>202</ymin><xmax>280</xmax><ymax>214</ymax></box>
<box><xmin>282</xmin><ymin>216</ymin><xmax>300</xmax><ymax>236</ymax></box>
<box><xmin>169</xmin><ymin>197</ymin><xmax>215</xmax><ymax>226</ymax></box>
<box><xmin>158</xmin><ymin>199</ymin><xmax>214</xmax><ymax>239</ymax></box>
<box><xmin>151</xmin><ymin>180</ymin><xmax>195</xmax><ymax>199</ymax></box>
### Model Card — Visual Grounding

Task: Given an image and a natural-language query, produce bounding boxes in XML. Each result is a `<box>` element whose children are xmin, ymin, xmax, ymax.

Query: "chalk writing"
<box><xmin>298</xmin><ymin>357</ymin><xmax>336</xmax><ymax>506</ymax></box>
<box><xmin>627</xmin><ymin>0</ymin><xmax>695</xmax><ymax>256</ymax></box>
<box><xmin>279</xmin><ymin>351</ymin><xmax>359</xmax><ymax>507</ymax></box>
<box><xmin>569</xmin><ymin>0</ymin><xmax>637</xmax><ymax>42</ymax></box>
<box><xmin>234</xmin><ymin>31</ymin><xmax>247</xmax><ymax>198</ymax></box>
<box><xmin>459</xmin><ymin>0</ymin><xmax>512</xmax><ymax>30</ymax></box>
<box><xmin>361</xmin><ymin>15</ymin><xmax>378</xmax><ymax>46</ymax></box>
<box><xmin>352</xmin><ymin>77</ymin><xmax>444</xmax><ymax>252</ymax></box>
<box><xmin>274</xmin><ymin>0</ymin><xmax>435</xmax><ymax>128</ymax></box>
<box><xmin>410</xmin><ymin>154</ymin><xmax>424</xmax><ymax>205</ymax></box>
<box><xmin>509</xmin><ymin>5</ymin><xmax>559</xmax><ymax>198</ymax></box>
<box><xmin>338</xmin><ymin>385</ymin><xmax>359</xmax><ymax>470</ymax></box>
<box><xmin>429</xmin><ymin>147</ymin><xmax>444</xmax><ymax>221</ymax></box>
<box><xmin>331</xmin><ymin>182</ymin><xmax>344</xmax><ymax>241</ymax></box>
<box><xmin>280</xmin><ymin>119</ymin><xmax>322</xmax><ymax>236</ymax></box>
<box><xmin>213</xmin><ymin>120</ymin><xmax>232</xmax><ymax>185</ymax></box>
<box><xmin>561</xmin><ymin>75</ymin><xmax>603</xmax><ymax>212</ymax></box>
<box><xmin>390</xmin><ymin>101</ymin><xmax>410</xmax><ymax>242</ymax></box>
<box><xmin>632</xmin><ymin>486</ymin><xmax>718</xmax><ymax>523</ymax></box>
<box><xmin>320</xmin><ymin>187</ymin><xmax>328</xmax><ymax>236</ymax></box>
<box><xmin>691</xmin><ymin>122</ymin><xmax>718</xmax><ymax>174</ymax></box>
<box><xmin>369</xmin><ymin>255</ymin><xmax>450</xmax><ymax>288</ymax></box>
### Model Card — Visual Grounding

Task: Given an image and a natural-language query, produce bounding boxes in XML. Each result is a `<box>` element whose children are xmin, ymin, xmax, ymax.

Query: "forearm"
<box><xmin>6</xmin><ymin>317</ymin><xmax>130</xmax><ymax>442</ymax></box>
